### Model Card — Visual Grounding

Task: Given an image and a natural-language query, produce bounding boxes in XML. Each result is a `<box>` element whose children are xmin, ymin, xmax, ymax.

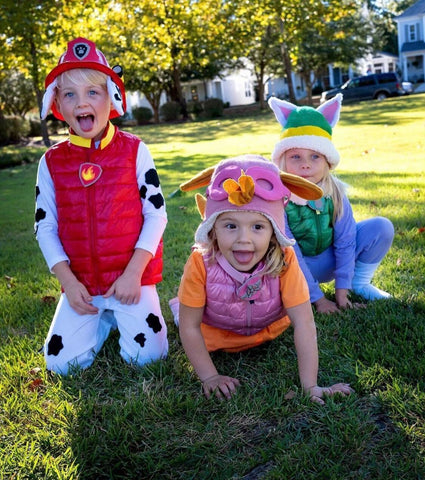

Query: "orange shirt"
<box><xmin>178</xmin><ymin>247</ymin><xmax>310</xmax><ymax>352</ymax></box>
<box><xmin>179</xmin><ymin>247</ymin><xmax>308</xmax><ymax>309</ymax></box>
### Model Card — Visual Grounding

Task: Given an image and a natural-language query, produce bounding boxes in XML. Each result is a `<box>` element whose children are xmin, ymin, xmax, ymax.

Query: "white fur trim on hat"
<box><xmin>194</xmin><ymin>209</ymin><xmax>295</xmax><ymax>248</ymax></box>
<box><xmin>271</xmin><ymin>134</ymin><xmax>340</xmax><ymax>170</ymax></box>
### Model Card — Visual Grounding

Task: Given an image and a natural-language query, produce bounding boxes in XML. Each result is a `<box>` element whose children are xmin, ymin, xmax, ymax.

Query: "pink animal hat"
<box><xmin>41</xmin><ymin>37</ymin><xmax>126</xmax><ymax>121</ymax></box>
<box><xmin>180</xmin><ymin>155</ymin><xmax>323</xmax><ymax>247</ymax></box>
<box><xmin>268</xmin><ymin>93</ymin><xmax>343</xmax><ymax>169</ymax></box>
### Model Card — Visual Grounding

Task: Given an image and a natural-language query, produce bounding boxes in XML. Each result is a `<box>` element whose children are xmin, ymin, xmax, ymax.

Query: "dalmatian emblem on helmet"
<box><xmin>73</xmin><ymin>42</ymin><xmax>90</xmax><ymax>60</ymax></box>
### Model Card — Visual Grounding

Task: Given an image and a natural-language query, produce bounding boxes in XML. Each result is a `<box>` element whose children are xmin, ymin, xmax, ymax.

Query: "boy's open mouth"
<box><xmin>77</xmin><ymin>114</ymin><xmax>95</xmax><ymax>132</ymax></box>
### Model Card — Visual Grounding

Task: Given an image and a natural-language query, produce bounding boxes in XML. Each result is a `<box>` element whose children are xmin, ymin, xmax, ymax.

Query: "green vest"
<box><xmin>286</xmin><ymin>197</ymin><xmax>334</xmax><ymax>256</ymax></box>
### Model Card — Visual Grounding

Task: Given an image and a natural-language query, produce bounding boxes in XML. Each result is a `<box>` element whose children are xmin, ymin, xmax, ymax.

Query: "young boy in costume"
<box><xmin>35</xmin><ymin>38</ymin><xmax>168</xmax><ymax>374</ymax></box>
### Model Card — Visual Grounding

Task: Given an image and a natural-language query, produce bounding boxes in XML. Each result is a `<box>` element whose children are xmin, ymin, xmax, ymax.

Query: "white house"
<box><xmin>357</xmin><ymin>52</ymin><xmax>399</xmax><ymax>75</ymax></box>
<box><xmin>125</xmin><ymin>62</ymin><xmax>258</xmax><ymax>116</ymax></box>
<box><xmin>395</xmin><ymin>0</ymin><xmax>425</xmax><ymax>83</ymax></box>
<box><xmin>181</xmin><ymin>63</ymin><xmax>256</xmax><ymax>106</ymax></box>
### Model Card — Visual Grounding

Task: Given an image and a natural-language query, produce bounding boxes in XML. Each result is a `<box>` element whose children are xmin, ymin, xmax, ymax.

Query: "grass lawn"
<box><xmin>1</xmin><ymin>94</ymin><xmax>424</xmax><ymax>479</ymax></box>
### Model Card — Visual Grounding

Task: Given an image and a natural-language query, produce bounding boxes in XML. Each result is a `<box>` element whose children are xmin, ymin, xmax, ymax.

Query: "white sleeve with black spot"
<box><xmin>134</xmin><ymin>142</ymin><xmax>167</xmax><ymax>255</ymax></box>
<box><xmin>35</xmin><ymin>155</ymin><xmax>70</xmax><ymax>271</ymax></box>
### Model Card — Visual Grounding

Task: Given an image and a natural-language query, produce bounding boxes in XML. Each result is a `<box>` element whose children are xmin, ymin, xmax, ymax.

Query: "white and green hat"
<box><xmin>269</xmin><ymin>93</ymin><xmax>342</xmax><ymax>169</ymax></box>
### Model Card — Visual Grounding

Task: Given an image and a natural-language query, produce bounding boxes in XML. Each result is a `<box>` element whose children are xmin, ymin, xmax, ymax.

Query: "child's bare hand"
<box><xmin>314</xmin><ymin>297</ymin><xmax>339</xmax><ymax>314</ymax></box>
<box><xmin>307</xmin><ymin>383</ymin><xmax>354</xmax><ymax>405</ymax></box>
<box><xmin>104</xmin><ymin>273</ymin><xmax>141</xmax><ymax>304</ymax></box>
<box><xmin>201</xmin><ymin>374</ymin><xmax>241</xmax><ymax>400</ymax></box>
<box><xmin>63</xmin><ymin>281</ymin><xmax>98</xmax><ymax>315</ymax></box>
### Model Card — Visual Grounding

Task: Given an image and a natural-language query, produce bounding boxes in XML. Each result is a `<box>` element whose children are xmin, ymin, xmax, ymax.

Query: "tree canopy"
<box><xmin>0</xmin><ymin>0</ymin><xmax>407</xmax><ymax>136</ymax></box>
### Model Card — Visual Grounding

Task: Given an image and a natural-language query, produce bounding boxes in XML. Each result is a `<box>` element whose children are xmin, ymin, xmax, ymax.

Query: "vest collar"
<box><xmin>216</xmin><ymin>253</ymin><xmax>265</xmax><ymax>301</ymax></box>
<box><xmin>69</xmin><ymin>121</ymin><xmax>115</xmax><ymax>150</ymax></box>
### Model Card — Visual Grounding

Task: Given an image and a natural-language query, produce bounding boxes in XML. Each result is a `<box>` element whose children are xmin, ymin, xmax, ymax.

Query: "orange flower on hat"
<box><xmin>223</xmin><ymin>171</ymin><xmax>255</xmax><ymax>206</ymax></box>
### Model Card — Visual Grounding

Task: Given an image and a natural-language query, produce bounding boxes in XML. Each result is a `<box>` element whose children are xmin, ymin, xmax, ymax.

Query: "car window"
<box><xmin>377</xmin><ymin>73</ymin><xmax>397</xmax><ymax>84</ymax></box>
<box><xmin>358</xmin><ymin>76</ymin><xmax>376</xmax><ymax>87</ymax></box>
<box><xmin>347</xmin><ymin>76</ymin><xmax>375</xmax><ymax>89</ymax></box>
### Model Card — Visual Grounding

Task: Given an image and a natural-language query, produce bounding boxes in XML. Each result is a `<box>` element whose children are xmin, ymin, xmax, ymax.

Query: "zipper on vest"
<box><xmin>246</xmin><ymin>300</ymin><xmax>254</xmax><ymax>335</ymax></box>
<box><xmin>314</xmin><ymin>209</ymin><xmax>323</xmax><ymax>254</ymax></box>
<box><xmin>87</xmin><ymin>152</ymin><xmax>101</xmax><ymax>295</ymax></box>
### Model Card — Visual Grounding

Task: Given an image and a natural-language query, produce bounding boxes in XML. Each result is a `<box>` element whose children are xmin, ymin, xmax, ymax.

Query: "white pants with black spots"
<box><xmin>44</xmin><ymin>285</ymin><xmax>168</xmax><ymax>374</ymax></box>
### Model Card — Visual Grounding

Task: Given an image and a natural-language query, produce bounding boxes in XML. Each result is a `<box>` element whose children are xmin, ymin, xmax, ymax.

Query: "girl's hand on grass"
<box><xmin>314</xmin><ymin>297</ymin><xmax>340</xmax><ymax>314</ymax></box>
<box><xmin>201</xmin><ymin>374</ymin><xmax>240</xmax><ymax>400</ymax></box>
<box><xmin>307</xmin><ymin>383</ymin><xmax>354</xmax><ymax>405</ymax></box>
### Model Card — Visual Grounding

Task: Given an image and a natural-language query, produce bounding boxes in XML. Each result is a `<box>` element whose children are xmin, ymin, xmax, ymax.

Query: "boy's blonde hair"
<box><xmin>195</xmin><ymin>217</ymin><xmax>287</xmax><ymax>278</ymax></box>
<box><xmin>56</xmin><ymin>68</ymin><xmax>108</xmax><ymax>90</ymax></box>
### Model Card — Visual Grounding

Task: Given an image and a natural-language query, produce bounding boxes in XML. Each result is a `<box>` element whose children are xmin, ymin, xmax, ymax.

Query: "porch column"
<box><xmin>403</xmin><ymin>55</ymin><xmax>408</xmax><ymax>81</ymax></box>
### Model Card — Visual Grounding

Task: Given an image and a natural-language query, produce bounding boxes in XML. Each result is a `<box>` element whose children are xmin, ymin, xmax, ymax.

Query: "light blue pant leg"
<box><xmin>355</xmin><ymin>217</ymin><xmax>394</xmax><ymax>264</ymax></box>
<box><xmin>353</xmin><ymin>217</ymin><xmax>394</xmax><ymax>299</ymax></box>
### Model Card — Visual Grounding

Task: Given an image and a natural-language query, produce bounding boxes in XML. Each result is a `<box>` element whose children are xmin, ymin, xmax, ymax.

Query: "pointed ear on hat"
<box><xmin>280</xmin><ymin>171</ymin><xmax>323</xmax><ymax>200</ymax></box>
<box><xmin>195</xmin><ymin>193</ymin><xmax>207</xmax><ymax>218</ymax></box>
<box><xmin>268</xmin><ymin>96</ymin><xmax>298</xmax><ymax>128</ymax></box>
<box><xmin>317</xmin><ymin>93</ymin><xmax>342</xmax><ymax>127</ymax></box>
<box><xmin>180</xmin><ymin>166</ymin><xmax>215</xmax><ymax>192</ymax></box>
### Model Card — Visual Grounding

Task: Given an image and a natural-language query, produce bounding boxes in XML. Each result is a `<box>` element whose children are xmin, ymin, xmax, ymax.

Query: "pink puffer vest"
<box><xmin>203</xmin><ymin>254</ymin><xmax>285</xmax><ymax>335</ymax></box>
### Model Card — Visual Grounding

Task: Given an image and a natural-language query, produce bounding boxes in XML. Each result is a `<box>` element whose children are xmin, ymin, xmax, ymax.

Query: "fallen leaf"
<box><xmin>42</xmin><ymin>296</ymin><xmax>56</xmax><ymax>304</ymax></box>
<box><xmin>284</xmin><ymin>390</ymin><xmax>296</xmax><ymax>400</ymax></box>
<box><xmin>29</xmin><ymin>378</ymin><xmax>44</xmax><ymax>392</ymax></box>
<box><xmin>418</xmin><ymin>227</ymin><xmax>425</xmax><ymax>233</ymax></box>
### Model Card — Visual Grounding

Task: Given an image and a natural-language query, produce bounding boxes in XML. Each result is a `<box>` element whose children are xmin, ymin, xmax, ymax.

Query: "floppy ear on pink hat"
<box><xmin>180</xmin><ymin>155</ymin><xmax>323</xmax><ymax>247</ymax></box>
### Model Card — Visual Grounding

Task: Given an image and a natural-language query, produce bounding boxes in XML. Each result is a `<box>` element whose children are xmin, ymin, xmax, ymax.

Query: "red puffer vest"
<box><xmin>203</xmin><ymin>254</ymin><xmax>285</xmax><ymax>336</ymax></box>
<box><xmin>45</xmin><ymin>124</ymin><xmax>163</xmax><ymax>296</ymax></box>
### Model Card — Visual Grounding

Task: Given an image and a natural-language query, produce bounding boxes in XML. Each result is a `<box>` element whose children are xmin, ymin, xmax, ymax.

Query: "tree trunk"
<box><xmin>30</xmin><ymin>38</ymin><xmax>51</xmax><ymax>146</ymax></box>
<box><xmin>171</xmin><ymin>64</ymin><xmax>188</xmax><ymax>119</ymax></box>
<box><xmin>279</xmin><ymin>19</ymin><xmax>296</xmax><ymax>104</ymax></box>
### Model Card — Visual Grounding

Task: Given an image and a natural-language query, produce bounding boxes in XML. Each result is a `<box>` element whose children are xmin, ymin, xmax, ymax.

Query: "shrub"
<box><xmin>160</xmin><ymin>101</ymin><xmax>181</xmax><ymax>122</ymax></box>
<box><xmin>187</xmin><ymin>100</ymin><xmax>203</xmax><ymax>119</ymax></box>
<box><xmin>29</xmin><ymin>118</ymin><xmax>42</xmax><ymax>137</ymax></box>
<box><xmin>132</xmin><ymin>106</ymin><xmax>153</xmax><ymax>125</ymax></box>
<box><xmin>0</xmin><ymin>115</ymin><xmax>30</xmax><ymax>145</ymax></box>
<box><xmin>203</xmin><ymin>98</ymin><xmax>224</xmax><ymax>118</ymax></box>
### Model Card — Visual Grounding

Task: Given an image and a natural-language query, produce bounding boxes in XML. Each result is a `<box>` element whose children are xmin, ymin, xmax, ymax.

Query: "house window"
<box><xmin>191</xmin><ymin>86</ymin><xmax>198</xmax><ymax>101</ymax></box>
<box><xmin>408</xmin><ymin>24</ymin><xmax>417</xmax><ymax>42</ymax></box>
<box><xmin>244</xmin><ymin>81</ymin><xmax>252</xmax><ymax>98</ymax></box>
<box><xmin>388</xmin><ymin>63</ymin><xmax>394</xmax><ymax>72</ymax></box>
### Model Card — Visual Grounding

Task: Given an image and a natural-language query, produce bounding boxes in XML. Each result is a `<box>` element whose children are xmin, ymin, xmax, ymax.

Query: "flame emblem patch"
<box><xmin>79</xmin><ymin>163</ymin><xmax>103</xmax><ymax>187</ymax></box>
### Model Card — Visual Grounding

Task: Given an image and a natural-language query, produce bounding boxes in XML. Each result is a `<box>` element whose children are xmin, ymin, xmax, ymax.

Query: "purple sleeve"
<box><xmin>332</xmin><ymin>195</ymin><xmax>356</xmax><ymax>289</ymax></box>
<box><xmin>284</xmin><ymin>211</ymin><xmax>324</xmax><ymax>303</ymax></box>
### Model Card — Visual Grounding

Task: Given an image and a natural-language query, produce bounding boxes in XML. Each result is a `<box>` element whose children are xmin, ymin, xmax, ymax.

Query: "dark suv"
<box><xmin>320</xmin><ymin>72</ymin><xmax>404</xmax><ymax>103</ymax></box>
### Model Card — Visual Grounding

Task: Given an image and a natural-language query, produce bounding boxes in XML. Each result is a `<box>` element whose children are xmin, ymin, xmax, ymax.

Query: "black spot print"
<box><xmin>47</xmin><ymin>334</ymin><xmax>63</xmax><ymax>356</ymax></box>
<box><xmin>134</xmin><ymin>332</ymin><xmax>146</xmax><ymax>347</ymax></box>
<box><xmin>113</xmin><ymin>85</ymin><xmax>122</xmax><ymax>102</ymax></box>
<box><xmin>35</xmin><ymin>208</ymin><xmax>46</xmax><ymax>222</ymax></box>
<box><xmin>145</xmin><ymin>168</ymin><xmax>160</xmax><ymax>187</ymax></box>
<box><xmin>146</xmin><ymin>313</ymin><xmax>162</xmax><ymax>333</ymax></box>
<box><xmin>148</xmin><ymin>193</ymin><xmax>164</xmax><ymax>209</ymax></box>
<box><xmin>139</xmin><ymin>185</ymin><xmax>147</xmax><ymax>199</ymax></box>
<box><xmin>35</xmin><ymin>185</ymin><xmax>40</xmax><ymax>198</ymax></box>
